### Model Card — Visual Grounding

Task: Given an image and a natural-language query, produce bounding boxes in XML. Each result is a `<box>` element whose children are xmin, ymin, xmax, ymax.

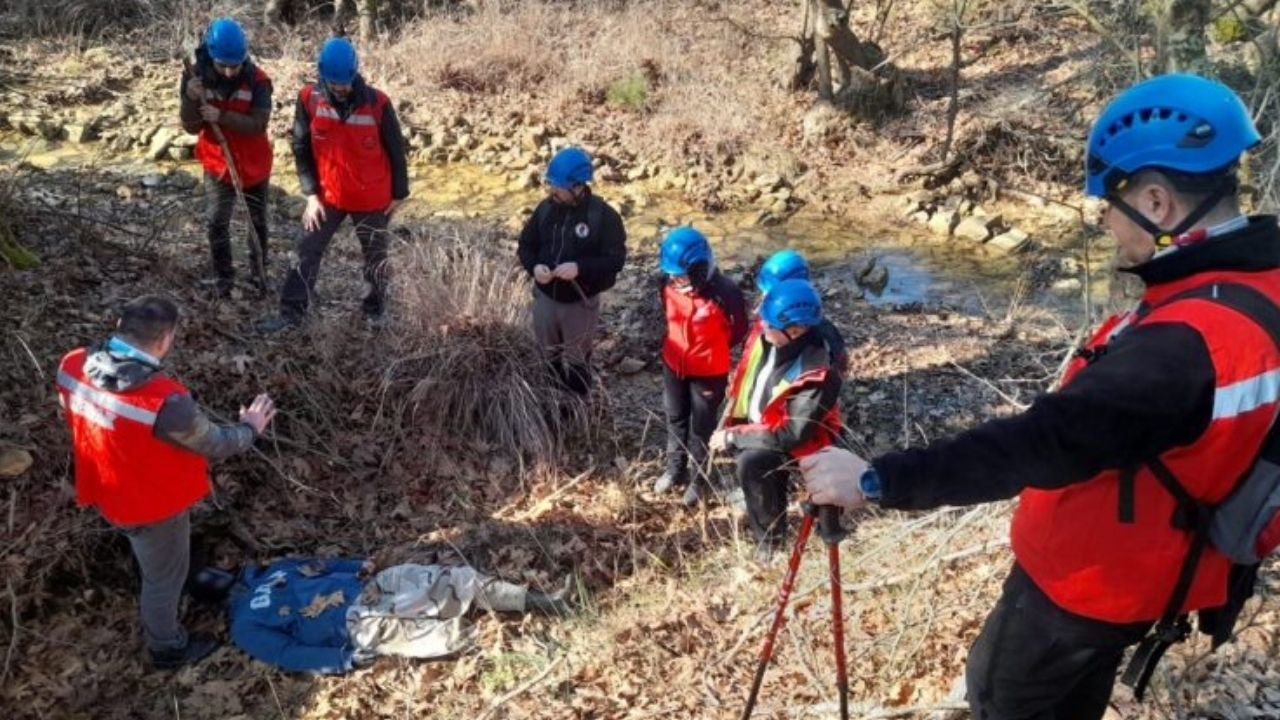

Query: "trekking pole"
<box><xmin>182</xmin><ymin>55</ymin><xmax>269</xmax><ymax>295</ymax></box>
<box><xmin>740</xmin><ymin>503</ymin><xmax>849</xmax><ymax>720</ymax></box>
<box><xmin>817</xmin><ymin>503</ymin><xmax>850</xmax><ymax>720</ymax></box>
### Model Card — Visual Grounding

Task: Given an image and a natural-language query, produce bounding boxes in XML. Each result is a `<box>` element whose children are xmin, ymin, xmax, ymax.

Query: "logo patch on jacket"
<box><xmin>575</xmin><ymin>222</ymin><xmax>590</xmax><ymax>239</ymax></box>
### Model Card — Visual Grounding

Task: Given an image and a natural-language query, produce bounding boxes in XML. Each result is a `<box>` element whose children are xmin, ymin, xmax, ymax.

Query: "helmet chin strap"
<box><xmin>1107</xmin><ymin>178</ymin><xmax>1232</xmax><ymax>248</ymax></box>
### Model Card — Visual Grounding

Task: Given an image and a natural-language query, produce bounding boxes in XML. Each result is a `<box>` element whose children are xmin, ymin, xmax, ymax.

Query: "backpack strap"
<box><xmin>1121</xmin><ymin>281</ymin><xmax>1280</xmax><ymax>700</ymax></box>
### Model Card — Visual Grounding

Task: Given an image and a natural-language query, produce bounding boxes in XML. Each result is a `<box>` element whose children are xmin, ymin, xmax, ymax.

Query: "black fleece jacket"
<box><xmin>517</xmin><ymin>190</ymin><xmax>627</xmax><ymax>302</ymax></box>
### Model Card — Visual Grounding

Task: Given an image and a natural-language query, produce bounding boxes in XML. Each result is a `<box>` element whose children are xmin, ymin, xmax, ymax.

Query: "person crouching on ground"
<box><xmin>710</xmin><ymin>279</ymin><xmax>842</xmax><ymax>562</ymax></box>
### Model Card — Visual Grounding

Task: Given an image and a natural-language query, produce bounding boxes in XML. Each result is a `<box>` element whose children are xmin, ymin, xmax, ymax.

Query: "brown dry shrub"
<box><xmin>377</xmin><ymin>221</ymin><xmax>588</xmax><ymax>461</ymax></box>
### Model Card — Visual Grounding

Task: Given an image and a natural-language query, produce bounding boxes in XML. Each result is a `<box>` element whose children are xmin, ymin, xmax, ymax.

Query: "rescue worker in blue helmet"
<box><xmin>260</xmin><ymin>36</ymin><xmax>410</xmax><ymax>332</ymax></box>
<box><xmin>755</xmin><ymin>249</ymin><xmax>848</xmax><ymax>368</ymax></box>
<box><xmin>797</xmin><ymin>75</ymin><xmax>1280</xmax><ymax>719</ymax></box>
<box><xmin>517</xmin><ymin>147</ymin><xmax>627</xmax><ymax>394</ymax></box>
<box><xmin>179</xmin><ymin>17</ymin><xmax>274</xmax><ymax>296</ymax></box>
<box><xmin>655</xmin><ymin>226</ymin><xmax>748</xmax><ymax>506</ymax></box>
<box><xmin>711</xmin><ymin>278</ymin><xmax>843</xmax><ymax>562</ymax></box>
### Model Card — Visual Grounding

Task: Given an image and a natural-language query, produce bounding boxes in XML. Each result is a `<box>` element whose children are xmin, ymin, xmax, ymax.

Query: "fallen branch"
<box><xmin>475</xmin><ymin>654</ymin><xmax>565</xmax><ymax>720</ymax></box>
<box><xmin>946</xmin><ymin>359</ymin><xmax>1029</xmax><ymax>411</ymax></box>
<box><xmin>1</xmin><ymin>580</ymin><xmax>18</xmax><ymax>689</ymax></box>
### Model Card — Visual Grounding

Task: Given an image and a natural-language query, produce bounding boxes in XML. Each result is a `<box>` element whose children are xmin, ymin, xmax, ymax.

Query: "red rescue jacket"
<box><xmin>56</xmin><ymin>348</ymin><xmax>210</xmax><ymax>526</ymax></box>
<box><xmin>195</xmin><ymin>66</ymin><xmax>273</xmax><ymax>189</ymax></box>
<box><xmin>661</xmin><ymin>274</ymin><xmax>746</xmax><ymax>377</ymax></box>
<box><xmin>723</xmin><ymin>324</ymin><xmax>842</xmax><ymax>458</ymax></box>
<box><xmin>1012</xmin><ymin>268</ymin><xmax>1280</xmax><ymax>623</ymax></box>
<box><xmin>300</xmin><ymin>84</ymin><xmax>392</xmax><ymax>213</ymax></box>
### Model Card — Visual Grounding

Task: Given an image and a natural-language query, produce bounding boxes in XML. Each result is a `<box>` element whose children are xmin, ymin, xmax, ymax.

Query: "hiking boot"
<box><xmin>256</xmin><ymin>313</ymin><xmax>302</xmax><ymax>334</ymax></box>
<box><xmin>724</xmin><ymin>487</ymin><xmax>747</xmax><ymax>515</ymax></box>
<box><xmin>198</xmin><ymin>277</ymin><xmax>235</xmax><ymax>299</ymax></box>
<box><xmin>526</xmin><ymin>575</ymin><xmax>574</xmax><ymax>617</ymax></box>
<box><xmin>150</xmin><ymin>634</ymin><xmax>218</xmax><ymax>670</ymax></box>
<box><xmin>187</xmin><ymin>567</ymin><xmax>237</xmax><ymax>605</ymax></box>
<box><xmin>365</xmin><ymin>311</ymin><xmax>392</xmax><ymax>331</ymax></box>
<box><xmin>653</xmin><ymin>471</ymin><xmax>685</xmax><ymax>494</ymax></box>
<box><xmin>681</xmin><ymin>480</ymin><xmax>705</xmax><ymax>508</ymax></box>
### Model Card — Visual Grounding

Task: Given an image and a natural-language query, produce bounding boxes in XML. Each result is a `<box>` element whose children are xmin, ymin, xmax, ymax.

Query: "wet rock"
<box><xmin>147</xmin><ymin>127</ymin><xmax>179</xmax><ymax>160</ymax></box>
<box><xmin>521</xmin><ymin>125</ymin><xmax>547</xmax><ymax>151</ymax></box>
<box><xmin>140</xmin><ymin>173</ymin><xmax>164</xmax><ymax>188</ymax></box>
<box><xmin>0</xmin><ymin>449</ymin><xmax>33</xmax><ymax>478</ymax></box>
<box><xmin>167</xmin><ymin>170</ymin><xmax>198</xmax><ymax>190</ymax></box>
<box><xmin>64</xmin><ymin>122</ymin><xmax>98</xmax><ymax>144</ymax></box>
<box><xmin>1051</xmin><ymin>278</ymin><xmax>1083</xmax><ymax>294</ymax></box>
<box><xmin>988</xmin><ymin>228</ymin><xmax>1031</xmax><ymax>254</ymax></box>
<box><xmin>954</xmin><ymin>215</ymin><xmax>994</xmax><ymax>242</ymax></box>
<box><xmin>857</xmin><ymin>258</ymin><xmax>889</xmax><ymax>294</ymax></box>
<box><xmin>617</xmin><ymin>357</ymin><xmax>646</xmax><ymax>375</ymax></box>
<box><xmin>754</xmin><ymin>209</ymin><xmax>781</xmax><ymax>227</ymax></box>
<box><xmin>754</xmin><ymin>173</ymin><xmax>786</xmax><ymax>192</ymax></box>
<box><xmin>927</xmin><ymin>208</ymin><xmax>960</xmax><ymax>236</ymax></box>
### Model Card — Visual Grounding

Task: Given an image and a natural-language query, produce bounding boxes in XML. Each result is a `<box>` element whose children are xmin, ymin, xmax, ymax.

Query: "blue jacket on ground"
<box><xmin>228</xmin><ymin>557</ymin><xmax>367</xmax><ymax>673</ymax></box>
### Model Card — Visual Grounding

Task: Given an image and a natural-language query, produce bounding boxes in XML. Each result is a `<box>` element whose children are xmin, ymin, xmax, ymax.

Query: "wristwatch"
<box><xmin>859</xmin><ymin>466</ymin><xmax>882</xmax><ymax>501</ymax></box>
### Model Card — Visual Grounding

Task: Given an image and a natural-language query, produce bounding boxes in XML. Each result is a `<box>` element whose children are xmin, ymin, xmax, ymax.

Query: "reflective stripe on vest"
<box><xmin>1012</xmin><ymin>268</ymin><xmax>1280</xmax><ymax>623</ymax></box>
<box><xmin>301</xmin><ymin>84</ymin><xmax>392</xmax><ymax>213</ymax></box>
<box><xmin>57</xmin><ymin>348</ymin><xmax>210</xmax><ymax>526</ymax></box>
<box><xmin>57</xmin><ymin>370</ymin><xmax>158</xmax><ymax>428</ymax></box>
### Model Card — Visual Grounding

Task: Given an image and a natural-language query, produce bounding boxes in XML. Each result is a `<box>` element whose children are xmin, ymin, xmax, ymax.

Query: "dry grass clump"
<box><xmin>379</xmin><ymin>222</ymin><xmax>585</xmax><ymax>461</ymax></box>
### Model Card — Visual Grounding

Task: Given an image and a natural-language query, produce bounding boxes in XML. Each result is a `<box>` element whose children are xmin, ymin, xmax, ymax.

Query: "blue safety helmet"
<box><xmin>546</xmin><ymin>147</ymin><xmax>594</xmax><ymax>190</ymax></box>
<box><xmin>659</xmin><ymin>226</ymin><xmax>714</xmax><ymax>276</ymax></box>
<box><xmin>205</xmin><ymin>18</ymin><xmax>248</xmax><ymax>65</ymax></box>
<box><xmin>318</xmin><ymin>37</ymin><xmax>359</xmax><ymax>85</ymax></box>
<box><xmin>757</xmin><ymin>249</ymin><xmax>810</xmax><ymax>294</ymax></box>
<box><xmin>760</xmin><ymin>279</ymin><xmax>822</xmax><ymax>331</ymax></box>
<box><xmin>1085</xmin><ymin>74</ymin><xmax>1261</xmax><ymax>198</ymax></box>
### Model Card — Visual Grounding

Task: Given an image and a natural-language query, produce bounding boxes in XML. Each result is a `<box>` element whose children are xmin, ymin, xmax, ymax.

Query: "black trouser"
<box><xmin>279</xmin><ymin>205</ymin><xmax>389</xmax><ymax>318</ymax></box>
<box><xmin>736</xmin><ymin>449</ymin><xmax>794</xmax><ymax>542</ymax></box>
<box><xmin>966</xmin><ymin>565</ymin><xmax>1152</xmax><ymax>720</ymax></box>
<box><xmin>205</xmin><ymin>173</ymin><xmax>269</xmax><ymax>284</ymax></box>
<box><xmin>662</xmin><ymin>363</ymin><xmax>727</xmax><ymax>485</ymax></box>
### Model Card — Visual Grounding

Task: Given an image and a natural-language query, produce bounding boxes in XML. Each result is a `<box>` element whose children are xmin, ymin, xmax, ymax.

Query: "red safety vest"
<box><xmin>195</xmin><ymin>66</ymin><xmax>274</xmax><ymax>189</ymax></box>
<box><xmin>300</xmin><ymin>84</ymin><xmax>392</xmax><ymax>213</ymax></box>
<box><xmin>1012</xmin><ymin>268</ymin><xmax>1280</xmax><ymax>623</ymax></box>
<box><xmin>56</xmin><ymin>348</ymin><xmax>210</xmax><ymax>527</ymax></box>
<box><xmin>724</xmin><ymin>324</ymin><xmax>842</xmax><ymax>458</ymax></box>
<box><xmin>662</xmin><ymin>283</ymin><xmax>734</xmax><ymax>377</ymax></box>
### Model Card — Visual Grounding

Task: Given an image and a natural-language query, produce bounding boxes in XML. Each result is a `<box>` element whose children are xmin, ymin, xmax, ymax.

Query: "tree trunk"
<box><xmin>814</xmin><ymin>1</ymin><xmax>835</xmax><ymax>100</ymax></box>
<box><xmin>1160</xmin><ymin>0</ymin><xmax>1212</xmax><ymax>73</ymax></box>
<box><xmin>940</xmin><ymin>21</ymin><xmax>962</xmax><ymax>164</ymax></box>
<box><xmin>790</xmin><ymin>0</ymin><xmax>818</xmax><ymax>91</ymax></box>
